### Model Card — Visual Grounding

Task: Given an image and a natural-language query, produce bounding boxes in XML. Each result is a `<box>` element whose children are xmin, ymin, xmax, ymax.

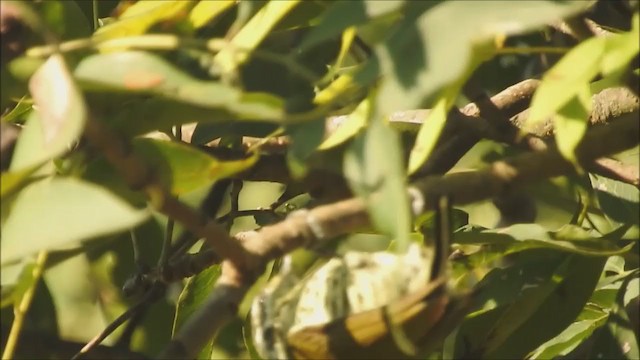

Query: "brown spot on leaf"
<box><xmin>123</xmin><ymin>71</ymin><xmax>165</xmax><ymax>90</ymax></box>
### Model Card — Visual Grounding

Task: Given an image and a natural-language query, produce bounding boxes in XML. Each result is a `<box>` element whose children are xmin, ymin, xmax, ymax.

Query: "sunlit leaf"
<box><xmin>624</xmin><ymin>278</ymin><xmax>639</xmax><ymax>307</ymax></box>
<box><xmin>526</xmin><ymin>37</ymin><xmax>606</xmax><ymax>131</ymax></box>
<box><xmin>84</xmin><ymin>137</ymin><xmax>258</xmax><ymax>199</ymax></box>
<box><xmin>1</xmin><ymin>177</ymin><xmax>149</xmax><ymax>266</ymax></box>
<box><xmin>188</xmin><ymin>0</ymin><xmax>235</xmax><ymax>29</ymax></box>
<box><xmin>213</xmin><ymin>0</ymin><xmax>301</xmax><ymax>75</ymax></box>
<box><xmin>300</xmin><ymin>0</ymin><xmax>405</xmax><ymax>52</ymax></box>
<box><xmin>94</xmin><ymin>0</ymin><xmax>194</xmax><ymax>40</ymax></box>
<box><xmin>134</xmin><ymin>138</ymin><xmax>259</xmax><ymax>195</ymax></box>
<box><xmin>319</xmin><ymin>98</ymin><xmax>369</xmax><ymax>150</ymax></box>
<box><xmin>407</xmin><ymin>92</ymin><xmax>452</xmax><ymax>174</ymax></box>
<box><xmin>0</xmin><ymin>166</ymin><xmax>39</xmax><ymax>199</ymax></box>
<box><xmin>23</xmin><ymin>54</ymin><xmax>86</xmax><ymax>169</ymax></box>
<box><xmin>75</xmin><ymin>51</ymin><xmax>284</xmax><ymax>121</ymax></box>
<box><xmin>43</xmin><ymin>254</ymin><xmax>109</xmax><ymax>343</ymax></box>
<box><xmin>554</xmin><ymin>85</ymin><xmax>591</xmax><ymax>166</ymax></box>
<box><xmin>376</xmin><ymin>0</ymin><xmax>590</xmax><ymax>116</ymax></box>
<box><xmin>3</xmin><ymin>55</ymin><xmax>87</xmax><ymax>197</ymax></box>
<box><xmin>601</xmin><ymin>13</ymin><xmax>639</xmax><ymax>77</ymax></box>
<box><xmin>343</xmin><ymin>97</ymin><xmax>411</xmax><ymax>251</ymax></box>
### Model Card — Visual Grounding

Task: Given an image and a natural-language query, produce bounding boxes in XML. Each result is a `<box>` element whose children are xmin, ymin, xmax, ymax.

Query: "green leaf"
<box><xmin>93</xmin><ymin>0</ymin><xmax>194</xmax><ymax>40</ymax></box>
<box><xmin>343</xmin><ymin>102</ymin><xmax>411</xmax><ymax>251</ymax></box>
<box><xmin>0</xmin><ymin>165</ymin><xmax>40</xmax><ymax>199</ymax></box>
<box><xmin>482</xmin><ymin>256</ymin><xmax>573</xmax><ymax>354</ymax></box>
<box><xmin>485</xmin><ymin>255</ymin><xmax>606</xmax><ymax>359</ymax></box>
<box><xmin>300</xmin><ymin>0</ymin><xmax>405</xmax><ymax>52</ymax></box>
<box><xmin>375</xmin><ymin>0</ymin><xmax>590</xmax><ymax>116</ymax></box>
<box><xmin>1</xmin><ymin>177</ymin><xmax>149</xmax><ymax>266</ymax></box>
<box><xmin>74</xmin><ymin>51</ymin><xmax>285</xmax><ymax>121</ymax></box>
<box><xmin>319</xmin><ymin>98</ymin><xmax>369</xmax><ymax>150</ymax></box>
<box><xmin>36</xmin><ymin>0</ymin><xmax>93</xmax><ymax>40</ymax></box>
<box><xmin>606</xmin><ymin>301</ymin><xmax>640</xmax><ymax>359</ymax></box>
<box><xmin>407</xmin><ymin>93</ymin><xmax>451</xmax><ymax>174</ymax></box>
<box><xmin>95</xmin><ymin>97</ymin><xmax>234</xmax><ymax>137</ymax></box>
<box><xmin>83</xmin><ymin>137</ymin><xmax>258</xmax><ymax>204</ymax></box>
<box><xmin>554</xmin><ymin>85</ymin><xmax>591</xmax><ymax>167</ymax></box>
<box><xmin>43</xmin><ymin>254</ymin><xmax>110</xmax><ymax>343</ymax></box>
<box><xmin>173</xmin><ymin>265</ymin><xmax>222</xmax><ymax>359</ymax></box>
<box><xmin>527</xmin><ymin>315</ymin><xmax>609</xmax><ymax>359</ymax></box>
<box><xmin>24</xmin><ymin>54</ymin><xmax>86</xmax><ymax>170</ymax></box>
<box><xmin>212</xmin><ymin>0</ymin><xmax>301</xmax><ymax>75</ymax></box>
<box><xmin>1</xmin><ymin>259</ymin><xmax>38</xmax><ymax>307</ymax></box>
<box><xmin>286</xmin><ymin>118</ymin><xmax>326</xmax><ymax>178</ymax></box>
<box><xmin>454</xmin><ymin>224</ymin><xmax>633</xmax><ymax>258</ymax></box>
<box><xmin>526</xmin><ymin>36</ymin><xmax>606</xmax><ymax>131</ymax></box>
<box><xmin>2</xmin><ymin>55</ymin><xmax>87</xmax><ymax>197</ymax></box>
<box><xmin>452</xmin><ymin>251</ymin><xmax>568</xmax><ymax>355</ymax></box>
<box><xmin>624</xmin><ymin>278</ymin><xmax>639</xmax><ymax>307</ymax></box>
<box><xmin>591</xmin><ymin>174</ymin><xmax>640</xmax><ymax>227</ymax></box>
<box><xmin>601</xmin><ymin>13</ymin><xmax>640</xmax><ymax>77</ymax></box>
<box><xmin>188</xmin><ymin>0</ymin><xmax>235</xmax><ymax>29</ymax></box>
<box><xmin>1</xmin><ymin>96</ymin><xmax>32</xmax><ymax>123</ymax></box>
<box><xmin>132</xmin><ymin>138</ymin><xmax>258</xmax><ymax>195</ymax></box>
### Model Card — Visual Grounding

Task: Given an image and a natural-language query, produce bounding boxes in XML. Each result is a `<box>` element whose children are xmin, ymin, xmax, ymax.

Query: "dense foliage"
<box><xmin>1</xmin><ymin>1</ymin><xmax>638</xmax><ymax>359</ymax></box>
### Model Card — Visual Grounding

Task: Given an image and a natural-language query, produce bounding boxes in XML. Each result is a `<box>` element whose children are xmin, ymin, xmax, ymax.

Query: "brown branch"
<box><xmin>411</xmin><ymin>113</ymin><xmax>639</xmax><ymax>210</ymax></box>
<box><xmin>204</xmin><ymin>80</ymin><xmax>639</xmax><ymax>190</ymax></box>
<box><xmin>83</xmin><ymin>118</ymin><xmax>252</xmax><ymax>269</ymax></box>
<box><xmin>201</xmin><ymin>79</ymin><xmax>542</xmax><ymax>184</ymax></box>
<box><xmin>160</xmin><ymin>111</ymin><xmax>639</xmax><ymax>359</ymax></box>
<box><xmin>509</xmin><ymin>87</ymin><xmax>639</xmax><ymax>137</ymax></box>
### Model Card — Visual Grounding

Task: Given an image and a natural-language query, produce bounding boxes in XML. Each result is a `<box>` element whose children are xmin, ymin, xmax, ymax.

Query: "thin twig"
<box><xmin>71</xmin><ymin>283</ymin><xmax>164</xmax><ymax>360</ymax></box>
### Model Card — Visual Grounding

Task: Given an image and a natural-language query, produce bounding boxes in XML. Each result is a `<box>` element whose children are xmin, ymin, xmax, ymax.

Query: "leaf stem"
<box><xmin>26</xmin><ymin>35</ymin><xmax>320</xmax><ymax>84</ymax></box>
<box><xmin>92</xmin><ymin>0</ymin><xmax>99</xmax><ymax>31</ymax></box>
<box><xmin>497</xmin><ymin>46</ymin><xmax>570</xmax><ymax>55</ymax></box>
<box><xmin>2</xmin><ymin>251</ymin><xmax>48</xmax><ymax>360</ymax></box>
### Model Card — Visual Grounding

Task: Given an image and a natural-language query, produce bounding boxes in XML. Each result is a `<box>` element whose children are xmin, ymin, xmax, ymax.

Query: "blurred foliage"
<box><xmin>0</xmin><ymin>0</ymin><xmax>638</xmax><ymax>359</ymax></box>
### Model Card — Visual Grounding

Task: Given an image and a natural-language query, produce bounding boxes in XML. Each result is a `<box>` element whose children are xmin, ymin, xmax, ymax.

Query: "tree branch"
<box><xmin>160</xmin><ymin>111</ymin><xmax>639</xmax><ymax>359</ymax></box>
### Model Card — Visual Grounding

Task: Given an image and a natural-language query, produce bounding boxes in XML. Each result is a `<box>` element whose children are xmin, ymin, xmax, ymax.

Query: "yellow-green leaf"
<box><xmin>94</xmin><ymin>0</ymin><xmax>194</xmax><ymax>40</ymax></box>
<box><xmin>134</xmin><ymin>138</ymin><xmax>258</xmax><ymax>195</ymax></box>
<box><xmin>526</xmin><ymin>37</ymin><xmax>606</xmax><ymax>131</ymax></box>
<box><xmin>554</xmin><ymin>84</ymin><xmax>591</xmax><ymax>168</ymax></box>
<box><xmin>213</xmin><ymin>0</ymin><xmax>301</xmax><ymax>75</ymax></box>
<box><xmin>319</xmin><ymin>98</ymin><xmax>369</xmax><ymax>150</ymax></box>
<box><xmin>1</xmin><ymin>177</ymin><xmax>149</xmax><ymax>266</ymax></box>
<box><xmin>188</xmin><ymin>0</ymin><xmax>235</xmax><ymax>29</ymax></box>
<box><xmin>601</xmin><ymin>14</ymin><xmax>640</xmax><ymax>77</ymax></box>
<box><xmin>407</xmin><ymin>93</ymin><xmax>452</xmax><ymax>175</ymax></box>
